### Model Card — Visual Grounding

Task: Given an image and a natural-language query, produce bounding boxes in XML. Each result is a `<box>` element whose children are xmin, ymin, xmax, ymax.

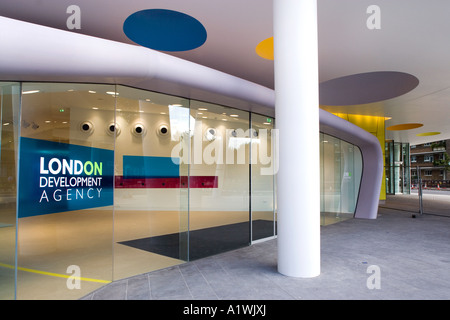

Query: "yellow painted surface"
<box><xmin>332</xmin><ymin>113</ymin><xmax>386</xmax><ymax>201</ymax></box>
<box><xmin>255</xmin><ymin>37</ymin><xmax>274</xmax><ymax>60</ymax></box>
<box><xmin>386</xmin><ymin>123</ymin><xmax>423</xmax><ymax>131</ymax></box>
<box><xmin>416</xmin><ymin>132</ymin><xmax>441</xmax><ymax>137</ymax></box>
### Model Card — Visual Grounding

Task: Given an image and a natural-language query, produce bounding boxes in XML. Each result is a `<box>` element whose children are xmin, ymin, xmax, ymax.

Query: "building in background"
<box><xmin>410</xmin><ymin>140</ymin><xmax>450</xmax><ymax>189</ymax></box>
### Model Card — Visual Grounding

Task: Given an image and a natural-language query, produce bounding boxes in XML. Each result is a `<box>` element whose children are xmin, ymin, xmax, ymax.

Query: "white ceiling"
<box><xmin>1</xmin><ymin>0</ymin><xmax>449</xmax><ymax>145</ymax></box>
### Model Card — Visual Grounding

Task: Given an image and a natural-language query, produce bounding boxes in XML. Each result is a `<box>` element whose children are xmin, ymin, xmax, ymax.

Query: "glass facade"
<box><xmin>385</xmin><ymin>141</ymin><xmax>411</xmax><ymax>194</ymax></box>
<box><xmin>0</xmin><ymin>82</ymin><xmax>362</xmax><ymax>299</ymax></box>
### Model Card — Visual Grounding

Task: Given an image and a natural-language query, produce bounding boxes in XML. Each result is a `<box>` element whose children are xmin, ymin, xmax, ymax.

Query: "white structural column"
<box><xmin>274</xmin><ymin>0</ymin><xmax>320</xmax><ymax>277</ymax></box>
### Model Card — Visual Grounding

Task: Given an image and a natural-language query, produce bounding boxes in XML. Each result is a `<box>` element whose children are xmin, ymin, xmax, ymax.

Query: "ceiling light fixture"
<box><xmin>22</xmin><ymin>90</ymin><xmax>40</xmax><ymax>95</ymax></box>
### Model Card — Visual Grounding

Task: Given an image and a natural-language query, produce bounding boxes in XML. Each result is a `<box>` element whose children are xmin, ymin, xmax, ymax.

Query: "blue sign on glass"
<box><xmin>18</xmin><ymin>137</ymin><xmax>114</xmax><ymax>218</ymax></box>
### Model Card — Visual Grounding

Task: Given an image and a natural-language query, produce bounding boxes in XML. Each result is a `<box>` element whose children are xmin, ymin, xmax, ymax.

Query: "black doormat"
<box><xmin>118</xmin><ymin>220</ymin><xmax>276</xmax><ymax>261</ymax></box>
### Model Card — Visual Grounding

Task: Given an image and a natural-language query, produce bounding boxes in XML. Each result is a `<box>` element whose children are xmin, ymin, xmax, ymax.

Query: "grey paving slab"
<box><xmin>82</xmin><ymin>195</ymin><xmax>450</xmax><ymax>300</ymax></box>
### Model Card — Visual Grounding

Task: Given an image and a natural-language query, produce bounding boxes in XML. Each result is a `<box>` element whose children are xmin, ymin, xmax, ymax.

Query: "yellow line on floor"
<box><xmin>0</xmin><ymin>262</ymin><xmax>111</xmax><ymax>284</ymax></box>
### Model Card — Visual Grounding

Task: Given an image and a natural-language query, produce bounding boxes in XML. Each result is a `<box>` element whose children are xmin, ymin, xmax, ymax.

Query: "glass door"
<box><xmin>250</xmin><ymin>114</ymin><xmax>276</xmax><ymax>242</ymax></box>
<box><xmin>112</xmin><ymin>86</ymin><xmax>189</xmax><ymax>278</ymax></box>
<box><xmin>188</xmin><ymin>101</ymin><xmax>250</xmax><ymax>259</ymax></box>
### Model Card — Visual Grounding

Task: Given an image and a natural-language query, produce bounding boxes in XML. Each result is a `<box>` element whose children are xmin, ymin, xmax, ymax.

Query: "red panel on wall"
<box><xmin>115</xmin><ymin>176</ymin><xmax>218</xmax><ymax>188</ymax></box>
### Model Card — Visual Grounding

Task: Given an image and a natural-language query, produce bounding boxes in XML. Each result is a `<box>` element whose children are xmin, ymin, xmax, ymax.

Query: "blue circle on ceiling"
<box><xmin>123</xmin><ymin>9</ymin><xmax>207</xmax><ymax>52</ymax></box>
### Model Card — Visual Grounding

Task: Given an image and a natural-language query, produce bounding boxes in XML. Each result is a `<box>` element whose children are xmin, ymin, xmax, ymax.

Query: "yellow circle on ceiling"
<box><xmin>256</xmin><ymin>37</ymin><xmax>274</xmax><ymax>60</ymax></box>
<box><xmin>386</xmin><ymin>123</ymin><xmax>423</xmax><ymax>131</ymax></box>
<box><xmin>416</xmin><ymin>132</ymin><xmax>441</xmax><ymax>137</ymax></box>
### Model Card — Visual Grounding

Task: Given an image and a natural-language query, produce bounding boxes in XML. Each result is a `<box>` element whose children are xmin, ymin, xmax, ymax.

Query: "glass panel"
<box><xmin>189</xmin><ymin>101</ymin><xmax>250</xmax><ymax>260</ymax></box>
<box><xmin>0</xmin><ymin>82</ymin><xmax>20</xmax><ymax>300</ymax></box>
<box><xmin>251</xmin><ymin>114</ymin><xmax>276</xmax><ymax>241</ymax></box>
<box><xmin>385</xmin><ymin>141</ymin><xmax>395</xmax><ymax>195</ymax></box>
<box><xmin>402</xmin><ymin>143</ymin><xmax>411</xmax><ymax>194</ymax></box>
<box><xmin>340</xmin><ymin>140</ymin><xmax>362</xmax><ymax>215</ymax></box>
<box><xmin>322</xmin><ymin>135</ymin><xmax>341</xmax><ymax>219</ymax></box>
<box><xmin>17</xmin><ymin>83</ymin><xmax>115</xmax><ymax>299</ymax></box>
<box><xmin>113</xmin><ymin>86</ymin><xmax>189</xmax><ymax>279</ymax></box>
<box><xmin>394</xmin><ymin>143</ymin><xmax>401</xmax><ymax>194</ymax></box>
<box><xmin>320</xmin><ymin>133</ymin><xmax>362</xmax><ymax>225</ymax></box>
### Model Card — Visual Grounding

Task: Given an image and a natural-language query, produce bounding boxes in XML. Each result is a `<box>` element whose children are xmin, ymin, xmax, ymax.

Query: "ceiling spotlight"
<box><xmin>198</xmin><ymin>108</ymin><xmax>208</xmax><ymax>111</ymax></box>
<box><xmin>89</xmin><ymin>90</ymin><xmax>96</xmax><ymax>94</ymax></box>
<box><xmin>230</xmin><ymin>114</ymin><xmax>239</xmax><ymax>117</ymax></box>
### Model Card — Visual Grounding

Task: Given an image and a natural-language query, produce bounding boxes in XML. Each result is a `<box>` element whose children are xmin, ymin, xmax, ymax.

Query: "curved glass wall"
<box><xmin>320</xmin><ymin>133</ymin><xmax>362</xmax><ymax>225</ymax></box>
<box><xmin>1</xmin><ymin>81</ymin><xmax>363</xmax><ymax>299</ymax></box>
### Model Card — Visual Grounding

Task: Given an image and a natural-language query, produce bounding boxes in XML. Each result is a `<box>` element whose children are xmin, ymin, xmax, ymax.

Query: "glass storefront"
<box><xmin>385</xmin><ymin>141</ymin><xmax>411</xmax><ymax>194</ymax></box>
<box><xmin>0</xmin><ymin>82</ymin><xmax>362</xmax><ymax>299</ymax></box>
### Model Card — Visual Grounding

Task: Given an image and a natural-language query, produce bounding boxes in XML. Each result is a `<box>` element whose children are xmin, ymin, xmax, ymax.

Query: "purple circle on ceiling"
<box><xmin>319</xmin><ymin>71</ymin><xmax>419</xmax><ymax>106</ymax></box>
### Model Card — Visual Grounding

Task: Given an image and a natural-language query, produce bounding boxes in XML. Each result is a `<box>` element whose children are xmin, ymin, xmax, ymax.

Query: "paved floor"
<box><xmin>81</xmin><ymin>194</ymin><xmax>450</xmax><ymax>300</ymax></box>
